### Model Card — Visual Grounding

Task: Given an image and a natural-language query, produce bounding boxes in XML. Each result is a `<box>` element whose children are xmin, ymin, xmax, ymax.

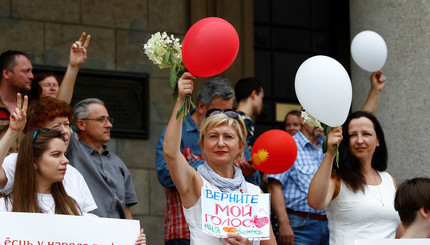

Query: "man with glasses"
<box><xmin>68</xmin><ymin>98</ymin><xmax>138</xmax><ymax>219</ymax></box>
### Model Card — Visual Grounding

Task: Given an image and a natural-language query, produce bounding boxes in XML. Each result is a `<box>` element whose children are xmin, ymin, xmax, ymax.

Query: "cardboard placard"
<box><xmin>201</xmin><ymin>188</ymin><xmax>270</xmax><ymax>240</ymax></box>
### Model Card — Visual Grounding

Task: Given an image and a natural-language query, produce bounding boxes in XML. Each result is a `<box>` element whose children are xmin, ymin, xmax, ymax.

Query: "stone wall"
<box><xmin>0</xmin><ymin>0</ymin><xmax>186</xmax><ymax>244</ymax></box>
<box><xmin>350</xmin><ymin>0</ymin><xmax>430</xmax><ymax>184</ymax></box>
<box><xmin>0</xmin><ymin>1</ymin><xmax>253</xmax><ymax>244</ymax></box>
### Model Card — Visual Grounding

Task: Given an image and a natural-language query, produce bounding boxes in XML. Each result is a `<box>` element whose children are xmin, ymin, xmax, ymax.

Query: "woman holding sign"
<box><xmin>307</xmin><ymin>111</ymin><xmax>401</xmax><ymax>245</ymax></box>
<box><xmin>163</xmin><ymin>72</ymin><xmax>276</xmax><ymax>245</ymax></box>
<box><xmin>0</xmin><ymin>94</ymin><xmax>146</xmax><ymax>245</ymax></box>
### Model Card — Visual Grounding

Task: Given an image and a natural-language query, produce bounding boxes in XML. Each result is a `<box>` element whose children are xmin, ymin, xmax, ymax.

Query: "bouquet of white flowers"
<box><xmin>143</xmin><ymin>32</ymin><xmax>195</xmax><ymax>118</ymax></box>
<box><xmin>302</xmin><ymin>110</ymin><xmax>340</xmax><ymax>167</ymax></box>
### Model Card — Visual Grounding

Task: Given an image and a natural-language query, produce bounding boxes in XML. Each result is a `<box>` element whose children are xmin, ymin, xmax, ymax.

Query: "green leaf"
<box><xmin>163</xmin><ymin>52</ymin><xmax>170</xmax><ymax>64</ymax></box>
<box><xmin>189</xmin><ymin>96</ymin><xmax>196</xmax><ymax>109</ymax></box>
<box><xmin>176</xmin><ymin>100</ymin><xmax>185</xmax><ymax>119</ymax></box>
<box><xmin>321</xmin><ymin>123</ymin><xmax>332</xmax><ymax>135</ymax></box>
<box><xmin>334</xmin><ymin>144</ymin><xmax>339</xmax><ymax>168</ymax></box>
<box><xmin>170</xmin><ymin>64</ymin><xmax>177</xmax><ymax>89</ymax></box>
<box><xmin>169</xmin><ymin>53</ymin><xmax>178</xmax><ymax>64</ymax></box>
<box><xmin>177</xmin><ymin>66</ymin><xmax>185</xmax><ymax>78</ymax></box>
<box><xmin>323</xmin><ymin>137</ymin><xmax>328</xmax><ymax>153</ymax></box>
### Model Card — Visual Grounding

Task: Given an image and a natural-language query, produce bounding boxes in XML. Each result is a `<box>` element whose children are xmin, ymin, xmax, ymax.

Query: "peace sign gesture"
<box><xmin>9</xmin><ymin>93</ymin><xmax>28</xmax><ymax>133</ymax></box>
<box><xmin>69</xmin><ymin>32</ymin><xmax>91</xmax><ymax>68</ymax></box>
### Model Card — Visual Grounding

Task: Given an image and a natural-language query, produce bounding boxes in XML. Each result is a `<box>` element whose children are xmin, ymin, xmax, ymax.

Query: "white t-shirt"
<box><xmin>0</xmin><ymin>153</ymin><xmax>97</xmax><ymax>213</ymax></box>
<box><xmin>0</xmin><ymin>193</ymin><xmax>57</xmax><ymax>213</ymax></box>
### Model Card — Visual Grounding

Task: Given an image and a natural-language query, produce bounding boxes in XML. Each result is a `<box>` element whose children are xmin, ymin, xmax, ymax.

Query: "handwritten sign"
<box><xmin>201</xmin><ymin>188</ymin><xmax>270</xmax><ymax>240</ymax></box>
<box><xmin>0</xmin><ymin>212</ymin><xmax>140</xmax><ymax>245</ymax></box>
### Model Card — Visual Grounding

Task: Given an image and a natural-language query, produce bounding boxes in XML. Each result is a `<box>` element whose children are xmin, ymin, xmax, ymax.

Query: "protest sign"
<box><xmin>0</xmin><ymin>212</ymin><xmax>140</xmax><ymax>245</ymax></box>
<box><xmin>201</xmin><ymin>187</ymin><xmax>270</xmax><ymax>240</ymax></box>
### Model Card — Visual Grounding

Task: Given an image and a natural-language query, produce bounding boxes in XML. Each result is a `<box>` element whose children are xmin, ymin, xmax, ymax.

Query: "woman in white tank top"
<box><xmin>163</xmin><ymin>73</ymin><xmax>276</xmax><ymax>245</ymax></box>
<box><xmin>308</xmin><ymin>111</ymin><xmax>401</xmax><ymax>245</ymax></box>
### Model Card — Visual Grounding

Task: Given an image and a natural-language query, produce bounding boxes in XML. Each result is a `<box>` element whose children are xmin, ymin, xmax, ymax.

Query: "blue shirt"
<box><xmin>156</xmin><ymin>110</ymin><xmax>260</xmax><ymax>188</ymax></box>
<box><xmin>267</xmin><ymin>130</ymin><xmax>325</xmax><ymax>214</ymax></box>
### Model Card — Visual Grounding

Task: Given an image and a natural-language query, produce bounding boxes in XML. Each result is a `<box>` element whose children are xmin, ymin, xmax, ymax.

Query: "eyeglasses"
<box><xmin>205</xmin><ymin>108</ymin><xmax>239</xmax><ymax>119</ymax></box>
<box><xmin>82</xmin><ymin>117</ymin><xmax>114</xmax><ymax>124</ymax></box>
<box><xmin>32</xmin><ymin>128</ymin><xmax>50</xmax><ymax>141</ymax></box>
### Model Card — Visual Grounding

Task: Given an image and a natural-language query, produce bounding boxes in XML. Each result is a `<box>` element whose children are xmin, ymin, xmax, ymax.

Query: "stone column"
<box><xmin>350</xmin><ymin>0</ymin><xmax>430</xmax><ymax>182</ymax></box>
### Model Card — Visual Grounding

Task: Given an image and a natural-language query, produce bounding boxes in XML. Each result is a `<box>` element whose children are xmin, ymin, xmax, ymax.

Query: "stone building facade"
<box><xmin>1</xmin><ymin>0</ymin><xmax>429</xmax><ymax>244</ymax></box>
<box><xmin>0</xmin><ymin>1</ymin><xmax>253</xmax><ymax>244</ymax></box>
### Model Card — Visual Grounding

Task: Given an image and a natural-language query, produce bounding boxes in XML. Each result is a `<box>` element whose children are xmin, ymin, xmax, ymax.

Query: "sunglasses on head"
<box><xmin>32</xmin><ymin>128</ymin><xmax>50</xmax><ymax>141</ymax></box>
<box><xmin>205</xmin><ymin>108</ymin><xmax>239</xmax><ymax>119</ymax></box>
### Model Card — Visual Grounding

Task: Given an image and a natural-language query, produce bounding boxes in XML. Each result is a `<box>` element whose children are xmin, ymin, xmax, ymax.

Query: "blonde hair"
<box><xmin>199</xmin><ymin>113</ymin><xmax>247</xmax><ymax>161</ymax></box>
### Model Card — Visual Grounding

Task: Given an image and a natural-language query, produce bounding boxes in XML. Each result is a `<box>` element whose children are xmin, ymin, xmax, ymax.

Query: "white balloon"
<box><xmin>351</xmin><ymin>30</ymin><xmax>387</xmax><ymax>72</ymax></box>
<box><xmin>295</xmin><ymin>55</ymin><xmax>352</xmax><ymax>127</ymax></box>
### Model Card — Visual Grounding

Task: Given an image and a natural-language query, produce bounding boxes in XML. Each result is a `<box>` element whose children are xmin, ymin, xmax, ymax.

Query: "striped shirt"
<box><xmin>268</xmin><ymin>130</ymin><xmax>326</xmax><ymax>214</ymax></box>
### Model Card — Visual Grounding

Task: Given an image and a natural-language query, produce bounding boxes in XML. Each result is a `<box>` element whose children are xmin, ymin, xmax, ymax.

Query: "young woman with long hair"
<box><xmin>308</xmin><ymin>111</ymin><xmax>401</xmax><ymax>245</ymax></box>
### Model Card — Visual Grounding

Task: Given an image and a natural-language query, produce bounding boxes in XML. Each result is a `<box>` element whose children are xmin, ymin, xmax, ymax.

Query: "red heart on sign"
<box><xmin>253</xmin><ymin>216</ymin><xmax>269</xmax><ymax>228</ymax></box>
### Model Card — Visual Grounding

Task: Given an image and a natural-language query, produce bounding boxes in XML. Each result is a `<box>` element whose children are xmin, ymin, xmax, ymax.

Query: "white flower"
<box><xmin>143</xmin><ymin>32</ymin><xmax>183</xmax><ymax>69</ymax></box>
<box><xmin>301</xmin><ymin>111</ymin><xmax>323</xmax><ymax>130</ymax></box>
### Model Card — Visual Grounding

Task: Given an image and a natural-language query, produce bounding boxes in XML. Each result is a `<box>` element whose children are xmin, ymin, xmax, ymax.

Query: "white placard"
<box><xmin>356</xmin><ymin>239</ymin><xmax>429</xmax><ymax>245</ymax></box>
<box><xmin>0</xmin><ymin>212</ymin><xmax>140</xmax><ymax>245</ymax></box>
<box><xmin>201</xmin><ymin>187</ymin><xmax>270</xmax><ymax>240</ymax></box>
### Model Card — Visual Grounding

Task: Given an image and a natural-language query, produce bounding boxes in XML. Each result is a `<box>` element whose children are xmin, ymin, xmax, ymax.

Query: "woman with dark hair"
<box><xmin>29</xmin><ymin>72</ymin><xmax>61</xmax><ymax>101</ymax></box>
<box><xmin>308</xmin><ymin>111</ymin><xmax>401</xmax><ymax>244</ymax></box>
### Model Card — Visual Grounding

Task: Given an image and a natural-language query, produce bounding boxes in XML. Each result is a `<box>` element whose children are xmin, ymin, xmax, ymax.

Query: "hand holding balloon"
<box><xmin>351</xmin><ymin>31</ymin><xmax>387</xmax><ymax>72</ymax></box>
<box><xmin>370</xmin><ymin>70</ymin><xmax>386</xmax><ymax>93</ymax></box>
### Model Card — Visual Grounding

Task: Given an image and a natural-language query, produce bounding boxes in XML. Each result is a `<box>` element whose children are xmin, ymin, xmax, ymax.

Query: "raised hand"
<box><xmin>9</xmin><ymin>93</ymin><xmax>28</xmax><ymax>133</ymax></box>
<box><xmin>370</xmin><ymin>70</ymin><xmax>385</xmax><ymax>92</ymax></box>
<box><xmin>69</xmin><ymin>32</ymin><xmax>91</xmax><ymax>68</ymax></box>
<box><xmin>327</xmin><ymin>126</ymin><xmax>343</xmax><ymax>154</ymax></box>
<box><xmin>177</xmin><ymin>72</ymin><xmax>195</xmax><ymax>100</ymax></box>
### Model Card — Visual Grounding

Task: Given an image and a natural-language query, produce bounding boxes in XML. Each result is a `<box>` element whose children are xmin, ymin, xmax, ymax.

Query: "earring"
<box><xmin>34</xmin><ymin>166</ymin><xmax>38</xmax><ymax>171</ymax></box>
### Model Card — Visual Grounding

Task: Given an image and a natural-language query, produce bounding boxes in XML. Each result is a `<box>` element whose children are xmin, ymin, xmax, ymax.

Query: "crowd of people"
<box><xmin>0</xmin><ymin>33</ymin><xmax>145</xmax><ymax>244</ymax></box>
<box><xmin>0</xmin><ymin>32</ymin><xmax>429</xmax><ymax>245</ymax></box>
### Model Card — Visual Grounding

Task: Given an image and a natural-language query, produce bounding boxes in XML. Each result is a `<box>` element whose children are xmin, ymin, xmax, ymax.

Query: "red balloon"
<box><xmin>251</xmin><ymin>130</ymin><xmax>297</xmax><ymax>174</ymax></box>
<box><xmin>182</xmin><ymin>17</ymin><xmax>239</xmax><ymax>77</ymax></box>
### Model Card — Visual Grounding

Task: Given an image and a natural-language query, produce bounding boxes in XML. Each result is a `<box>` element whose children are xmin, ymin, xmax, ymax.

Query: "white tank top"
<box><xmin>326</xmin><ymin>171</ymin><xmax>400</xmax><ymax>245</ymax></box>
<box><xmin>183</xmin><ymin>175</ymin><xmax>262</xmax><ymax>245</ymax></box>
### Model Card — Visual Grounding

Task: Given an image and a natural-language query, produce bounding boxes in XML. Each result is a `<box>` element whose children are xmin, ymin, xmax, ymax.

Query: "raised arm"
<box><xmin>163</xmin><ymin>72</ymin><xmax>202</xmax><ymax>208</ymax></box>
<box><xmin>361</xmin><ymin>71</ymin><xmax>386</xmax><ymax>114</ymax></box>
<box><xmin>0</xmin><ymin>93</ymin><xmax>27</xmax><ymax>187</ymax></box>
<box><xmin>307</xmin><ymin>127</ymin><xmax>342</xmax><ymax>210</ymax></box>
<box><xmin>57</xmin><ymin>32</ymin><xmax>91</xmax><ymax>104</ymax></box>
